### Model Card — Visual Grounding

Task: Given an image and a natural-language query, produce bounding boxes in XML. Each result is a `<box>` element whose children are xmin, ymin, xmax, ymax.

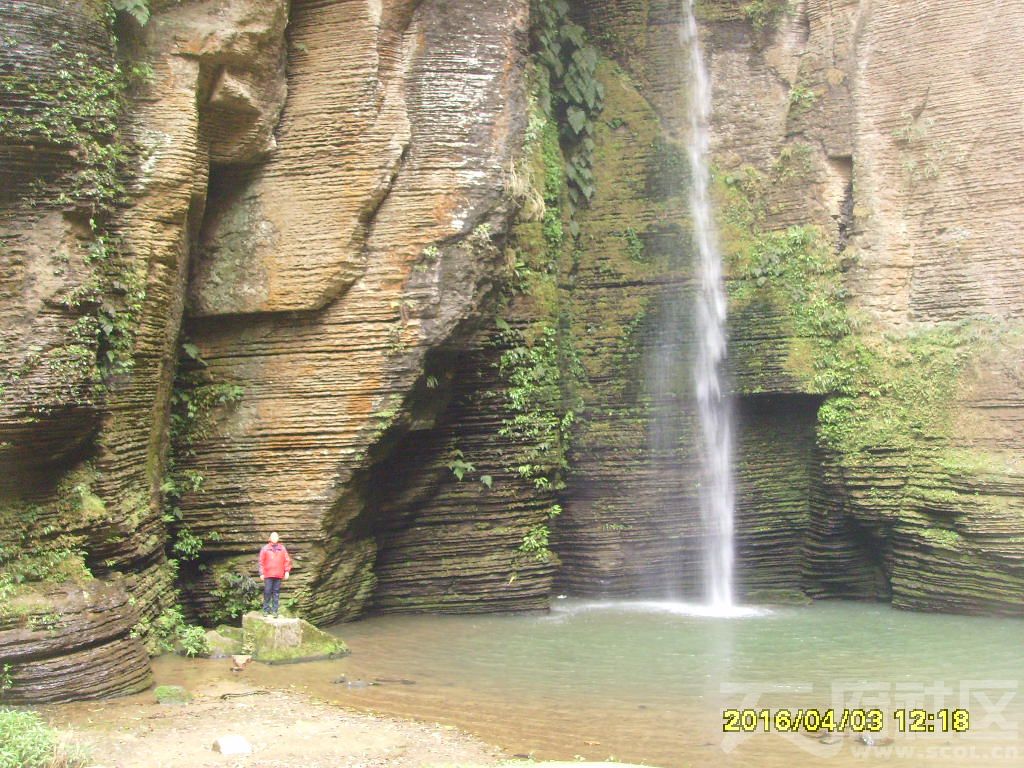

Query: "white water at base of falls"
<box><xmin>683</xmin><ymin>0</ymin><xmax>736</xmax><ymax>610</ymax></box>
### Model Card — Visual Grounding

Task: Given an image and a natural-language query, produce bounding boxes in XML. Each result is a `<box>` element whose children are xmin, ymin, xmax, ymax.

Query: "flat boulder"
<box><xmin>241</xmin><ymin>612</ymin><xmax>348</xmax><ymax>663</ymax></box>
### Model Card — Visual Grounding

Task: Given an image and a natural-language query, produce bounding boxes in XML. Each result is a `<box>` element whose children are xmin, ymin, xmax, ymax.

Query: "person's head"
<box><xmin>269</xmin><ymin>532</ymin><xmax>279</xmax><ymax>544</ymax></box>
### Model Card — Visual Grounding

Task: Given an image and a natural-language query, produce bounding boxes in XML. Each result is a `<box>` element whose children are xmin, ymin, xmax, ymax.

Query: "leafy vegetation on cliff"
<box><xmin>742</xmin><ymin>0</ymin><xmax>792</xmax><ymax>32</ymax></box>
<box><xmin>130</xmin><ymin>604</ymin><xmax>209</xmax><ymax>657</ymax></box>
<box><xmin>110</xmin><ymin>0</ymin><xmax>151</xmax><ymax>26</ymax></box>
<box><xmin>0</xmin><ymin>7</ymin><xmax>149</xmax><ymax>403</ymax></box>
<box><xmin>163</xmin><ymin>341</ymin><xmax>242</xmax><ymax>561</ymax></box>
<box><xmin>496</xmin><ymin>23</ymin><xmax>598</xmax><ymax>563</ymax></box>
<box><xmin>716</xmin><ymin>137</ymin><xmax>1004</xmax><ymax>578</ymax></box>
<box><xmin>531</xmin><ymin>0</ymin><xmax>604</xmax><ymax>208</ymax></box>
<box><xmin>499</xmin><ymin>90</ymin><xmax>577</xmax><ymax>563</ymax></box>
<box><xmin>0</xmin><ymin>469</ymin><xmax>97</xmax><ymax>619</ymax></box>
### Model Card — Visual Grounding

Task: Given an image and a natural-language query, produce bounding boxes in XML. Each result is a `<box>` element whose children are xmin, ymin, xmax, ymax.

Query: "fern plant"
<box><xmin>111</xmin><ymin>0</ymin><xmax>150</xmax><ymax>25</ymax></box>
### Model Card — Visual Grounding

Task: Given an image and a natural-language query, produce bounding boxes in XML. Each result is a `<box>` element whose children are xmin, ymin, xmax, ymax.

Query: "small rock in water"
<box><xmin>153</xmin><ymin>685</ymin><xmax>191</xmax><ymax>705</ymax></box>
<box><xmin>374</xmin><ymin>676</ymin><xmax>416</xmax><ymax>685</ymax></box>
<box><xmin>332</xmin><ymin>674</ymin><xmax>371</xmax><ymax>687</ymax></box>
<box><xmin>230</xmin><ymin>654</ymin><xmax>252</xmax><ymax>672</ymax></box>
<box><xmin>856</xmin><ymin>733</ymin><xmax>894</xmax><ymax>748</ymax></box>
<box><xmin>212</xmin><ymin>735</ymin><xmax>252</xmax><ymax>755</ymax></box>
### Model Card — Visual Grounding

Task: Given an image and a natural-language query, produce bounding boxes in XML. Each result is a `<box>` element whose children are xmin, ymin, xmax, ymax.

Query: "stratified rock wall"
<box><xmin>0</xmin><ymin>580</ymin><xmax>152</xmax><ymax>704</ymax></box>
<box><xmin>177</xmin><ymin>0</ymin><xmax>532</xmax><ymax>625</ymax></box>
<box><xmin>696</xmin><ymin>0</ymin><xmax>1024</xmax><ymax>614</ymax></box>
<box><xmin>551</xmin><ymin>55</ymin><xmax>703</xmax><ymax>596</ymax></box>
<box><xmin>0</xmin><ymin>0</ymin><xmax>295</xmax><ymax>701</ymax></box>
<box><xmin>0</xmin><ymin>0</ymin><xmax>157</xmax><ymax>703</ymax></box>
<box><xmin>2</xmin><ymin>0</ymin><xmax>1023</xmax><ymax>707</ymax></box>
<box><xmin>554</xmin><ymin>0</ymin><xmax>823</xmax><ymax>598</ymax></box>
<box><xmin>733</xmin><ymin>395</ymin><xmax>819</xmax><ymax>598</ymax></box>
<box><xmin>556</xmin><ymin>0</ymin><xmax>1023</xmax><ymax>614</ymax></box>
<box><xmin>367</xmin><ymin>317</ymin><xmax>560</xmax><ymax>613</ymax></box>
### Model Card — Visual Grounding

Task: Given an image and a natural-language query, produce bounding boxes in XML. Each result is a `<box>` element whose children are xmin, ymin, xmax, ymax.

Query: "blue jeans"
<box><xmin>262</xmin><ymin>577</ymin><xmax>282</xmax><ymax>614</ymax></box>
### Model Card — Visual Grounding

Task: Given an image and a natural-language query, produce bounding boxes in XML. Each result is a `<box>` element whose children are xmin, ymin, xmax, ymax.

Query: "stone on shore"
<box><xmin>241</xmin><ymin>612</ymin><xmax>348</xmax><ymax>663</ymax></box>
<box><xmin>212</xmin><ymin>735</ymin><xmax>252</xmax><ymax>755</ymax></box>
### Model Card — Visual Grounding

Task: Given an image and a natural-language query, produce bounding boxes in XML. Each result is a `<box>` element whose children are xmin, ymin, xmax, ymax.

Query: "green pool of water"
<box><xmin>326</xmin><ymin>600</ymin><xmax>1024</xmax><ymax>766</ymax></box>
<box><xmin>156</xmin><ymin>600</ymin><xmax>1024</xmax><ymax>767</ymax></box>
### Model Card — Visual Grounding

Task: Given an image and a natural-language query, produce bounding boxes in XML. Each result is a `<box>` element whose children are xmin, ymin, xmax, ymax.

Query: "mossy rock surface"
<box><xmin>214</xmin><ymin>625</ymin><xmax>244</xmax><ymax>642</ymax></box>
<box><xmin>205</xmin><ymin>628</ymin><xmax>244</xmax><ymax>658</ymax></box>
<box><xmin>154</xmin><ymin>685</ymin><xmax>191</xmax><ymax>705</ymax></box>
<box><xmin>241</xmin><ymin>612</ymin><xmax>348</xmax><ymax>664</ymax></box>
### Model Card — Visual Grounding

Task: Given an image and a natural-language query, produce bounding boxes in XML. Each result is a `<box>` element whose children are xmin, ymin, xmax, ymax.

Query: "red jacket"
<box><xmin>259</xmin><ymin>542</ymin><xmax>292</xmax><ymax>579</ymax></box>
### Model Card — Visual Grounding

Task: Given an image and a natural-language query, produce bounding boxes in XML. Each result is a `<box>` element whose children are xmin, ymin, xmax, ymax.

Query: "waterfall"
<box><xmin>683</xmin><ymin>0</ymin><xmax>735</xmax><ymax>609</ymax></box>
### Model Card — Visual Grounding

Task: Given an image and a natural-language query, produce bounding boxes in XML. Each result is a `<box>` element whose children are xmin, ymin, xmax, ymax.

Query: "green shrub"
<box><xmin>209</xmin><ymin>571</ymin><xmax>262</xmax><ymax>624</ymax></box>
<box><xmin>131</xmin><ymin>606</ymin><xmax>209</xmax><ymax>657</ymax></box>
<box><xmin>0</xmin><ymin>708</ymin><xmax>89</xmax><ymax>768</ymax></box>
<box><xmin>520</xmin><ymin>523</ymin><xmax>552</xmax><ymax>561</ymax></box>
<box><xmin>111</xmin><ymin>0</ymin><xmax>150</xmax><ymax>26</ymax></box>
<box><xmin>743</xmin><ymin>0</ymin><xmax>791</xmax><ymax>33</ymax></box>
<box><xmin>178</xmin><ymin>625</ymin><xmax>209</xmax><ymax>658</ymax></box>
<box><xmin>531</xmin><ymin>0</ymin><xmax>605</xmax><ymax>207</ymax></box>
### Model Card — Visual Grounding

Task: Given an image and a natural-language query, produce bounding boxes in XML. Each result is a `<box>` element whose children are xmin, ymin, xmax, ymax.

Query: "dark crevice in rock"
<box><xmin>365</xmin><ymin>324</ymin><xmax>558</xmax><ymax>614</ymax></box>
<box><xmin>827</xmin><ymin>155</ymin><xmax>854</xmax><ymax>252</ymax></box>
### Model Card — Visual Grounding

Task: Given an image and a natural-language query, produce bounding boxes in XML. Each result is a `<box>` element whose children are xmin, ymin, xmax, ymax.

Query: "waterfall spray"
<box><xmin>683</xmin><ymin>0</ymin><xmax>735</xmax><ymax>609</ymax></box>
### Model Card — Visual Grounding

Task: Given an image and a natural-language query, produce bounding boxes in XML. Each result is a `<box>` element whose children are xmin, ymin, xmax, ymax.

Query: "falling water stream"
<box><xmin>683</xmin><ymin>0</ymin><xmax>736</xmax><ymax>609</ymax></box>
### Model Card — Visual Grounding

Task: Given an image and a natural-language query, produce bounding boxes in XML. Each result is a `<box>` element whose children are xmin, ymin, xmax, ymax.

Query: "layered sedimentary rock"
<box><xmin>0</xmin><ymin>580</ymin><xmax>151</xmax><ymax>704</ymax></box>
<box><xmin>0</xmin><ymin>0</ymin><xmax>295</xmax><ymax>701</ymax></box>
<box><xmin>696</xmin><ymin>0</ymin><xmax>1024</xmax><ymax>613</ymax></box>
<box><xmin>367</xmin><ymin>315</ymin><xmax>560</xmax><ymax>613</ymax></box>
<box><xmin>0</xmin><ymin>0</ymin><xmax>159</xmax><ymax>702</ymax></box>
<box><xmin>549</xmin><ymin>54</ymin><xmax>705</xmax><ymax>596</ymax></box>
<box><xmin>3</xmin><ymin>0</ymin><xmax>549</xmax><ymax>699</ymax></box>
<box><xmin>806</xmin><ymin>0</ymin><xmax>1021</xmax><ymax>614</ymax></box>
<box><xmin>555</xmin><ymin>0</ymin><xmax>1024</xmax><ymax>614</ymax></box>
<box><xmin>176</xmin><ymin>0</ymin><xmax>534</xmax><ymax>625</ymax></box>
<box><xmin>733</xmin><ymin>395</ymin><xmax>820</xmax><ymax>597</ymax></box>
<box><xmin>552</xmin><ymin>0</ymin><xmax>822</xmax><ymax>598</ymax></box>
<box><xmin>3</xmin><ymin>0</ymin><xmax>1024</xmax><ymax>707</ymax></box>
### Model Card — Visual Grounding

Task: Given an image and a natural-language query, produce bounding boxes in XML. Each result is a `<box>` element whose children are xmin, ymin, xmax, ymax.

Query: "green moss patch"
<box><xmin>153</xmin><ymin>685</ymin><xmax>191</xmax><ymax>705</ymax></box>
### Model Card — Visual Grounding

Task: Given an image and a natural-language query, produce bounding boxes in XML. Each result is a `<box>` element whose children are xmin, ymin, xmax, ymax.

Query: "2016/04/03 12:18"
<box><xmin>722</xmin><ymin>708</ymin><xmax>971</xmax><ymax>734</ymax></box>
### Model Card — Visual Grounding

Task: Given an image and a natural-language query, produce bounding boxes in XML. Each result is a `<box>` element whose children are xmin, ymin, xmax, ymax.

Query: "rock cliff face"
<box><xmin>1</xmin><ymin>0</ymin><xmax>162</xmax><ymax>703</ymax></box>
<box><xmin>1</xmin><ymin>0</ymin><xmax>1022</xmax><ymax>703</ymax></box>
<box><xmin>175</xmin><ymin>0</ymin><xmax>532</xmax><ymax>625</ymax></box>
<box><xmin>558</xmin><ymin>0</ymin><xmax>1024</xmax><ymax>613</ymax></box>
<box><xmin>2</xmin><ymin>0</ymin><xmax>539</xmax><ymax>699</ymax></box>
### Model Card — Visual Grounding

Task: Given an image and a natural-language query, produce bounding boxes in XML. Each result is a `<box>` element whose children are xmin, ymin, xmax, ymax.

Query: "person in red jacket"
<box><xmin>258</xmin><ymin>532</ymin><xmax>292</xmax><ymax>617</ymax></box>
